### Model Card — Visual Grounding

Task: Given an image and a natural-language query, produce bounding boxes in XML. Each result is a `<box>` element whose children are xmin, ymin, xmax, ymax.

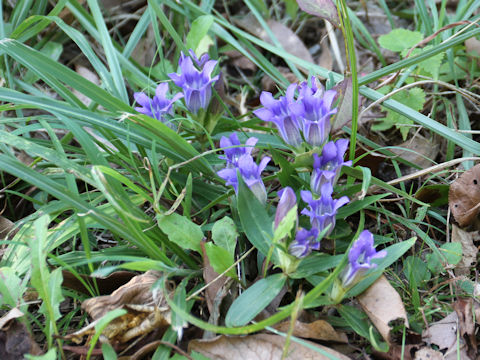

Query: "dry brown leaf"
<box><xmin>465</xmin><ymin>37</ymin><xmax>480</xmax><ymax>57</ymax></box>
<box><xmin>317</xmin><ymin>40</ymin><xmax>333</xmax><ymax>71</ymax></box>
<box><xmin>189</xmin><ymin>334</ymin><xmax>351</xmax><ymax>360</ymax></box>
<box><xmin>0</xmin><ymin>308</ymin><xmax>24</xmax><ymax>330</ymax></box>
<box><xmin>234</xmin><ymin>14</ymin><xmax>314</xmax><ymax>66</ymax></box>
<box><xmin>451</xmin><ymin>225</ymin><xmax>478</xmax><ymax>276</ymax></box>
<box><xmin>82</xmin><ymin>270</ymin><xmax>164</xmax><ymax>320</ymax></box>
<box><xmin>261</xmin><ymin>67</ymin><xmax>298</xmax><ymax>93</ymax></box>
<box><xmin>422</xmin><ymin>311</ymin><xmax>471</xmax><ymax>359</ymax></box>
<box><xmin>390</xmin><ymin>135</ymin><xmax>439</xmax><ymax>170</ymax></box>
<box><xmin>73</xmin><ymin>65</ymin><xmax>100</xmax><ymax>107</ymax></box>
<box><xmin>331</xmin><ymin>76</ymin><xmax>355</xmax><ymax>133</ymax></box>
<box><xmin>0</xmin><ymin>216</ymin><xmax>16</xmax><ymax>240</ymax></box>
<box><xmin>224</xmin><ymin>50</ymin><xmax>257</xmax><ymax>72</ymax></box>
<box><xmin>274</xmin><ymin>319</ymin><xmax>348</xmax><ymax>343</ymax></box>
<box><xmin>448</xmin><ymin>164</ymin><xmax>480</xmax><ymax>227</ymax></box>
<box><xmin>201</xmin><ymin>242</ymin><xmax>229</xmax><ymax>316</ymax></box>
<box><xmin>413</xmin><ymin>347</ymin><xmax>444</xmax><ymax>360</ymax></box>
<box><xmin>64</xmin><ymin>271</ymin><xmax>170</xmax><ymax>345</ymax></box>
<box><xmin>0</xmin><ymin>319</ymin><xmax>42</xmax><ymax>359</ymax></box>
<box><xmin>357</xmin><ymin>275</ymin><xmax>409</xmax><ymax>344</ymax></box>
<box><xmin>423</xmin><ymin>311</ymin><xmax>458</xmax><ymax>351</ymax></box>
<box><xmin>453</xmin><ymin>298</ymin><xmax>477</xmax><ymax>355</ymax></box>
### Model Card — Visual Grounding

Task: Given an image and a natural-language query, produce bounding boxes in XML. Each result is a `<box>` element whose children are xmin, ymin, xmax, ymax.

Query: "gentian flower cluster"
<box><xmin>217</xmin><ymin>133</ymin><xmax>270</xmax><ymax>204</ymax></box>
<box><xmin>133</xmin><ymin>83</ymin><xmax>183</xmax><ymax>127</ymax></box>
<box><xmin>254</xmin><ymin>77</ymin><xmax>337</xmax><ymax>147</ymax></box>
<box><xmin>169</xmin><ymin>50</ymin><xmax>220</xmax><ymax>114</ymax></box>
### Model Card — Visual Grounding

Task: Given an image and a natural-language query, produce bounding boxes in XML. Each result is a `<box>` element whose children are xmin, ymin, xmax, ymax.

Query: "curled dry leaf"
<box><xmin>274</xmin><ymin>319</ymin><xmax>348</xmax><ymax>343</ymax></box>
<box><xmin>448</xmin><ymin>164</ymin><xmax>480</xmax><ymax>227</ymax></box>
<box><xmin>390</xmin><ymin>135</ymin><xmax>439</xmax><ymax>171</ymax></box>
<box><xmin>296</xmin><ymin>0</ymin><xmax>340</xmax><ymax>27</ymax></box>
<box><xmin>0</xmin><ymin>314</ymin><xmax>42</xmax><ymax>360</ymax></box>
<box><xmin>189</xmin><ymin>334</ymin><xmax>351</xmax><ymax>360</ymax></box>
<box><xmin>422</xmin><ymin>311</ymin><xmax>471</xmax><ymax>360</ymax></box>
<box><xmin>413</xmin><ymin>347</ymin><xmax>444</xmax><ymax>360</ymax></box>
<box><xmin>451</xmin><ymin>224</ymin><xmax>478</xmax><ymax>276</ymax></box>
<box><xmin>331</xmin><ymin>76</ymin><xmax>355</xmax><ymax>133</ymax></box>
<box><xmin>201</xmin><ymin>242</ymin><xmax>229</xmax><ymax>316</ymax></box>
<box><xmin>65</xmin><ymin>270</ymin><xmax>170</xmax><ymax>345</ymax></box>
<box><xmin>453</xmin><ymin>298</ymin><xmax>477</xmax><ymax>356</ymax></box>
<box><xmin>357</xmin><ymin>275</ymin><xmax>409</xmax><ymax>344</ymax></box>
<box><xmin>234</xmin><ymin>14</ymin><xmax>314</xmax><ymax>67</ymax></box>
<box><xmin>62</xmin><ymin>270</ymin><xmax>136</xmax><ymax>295</ymax></box>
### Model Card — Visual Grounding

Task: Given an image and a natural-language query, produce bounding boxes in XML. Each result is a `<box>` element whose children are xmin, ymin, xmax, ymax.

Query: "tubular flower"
<box><xmin>217</xmin><ymin>152</ymin><xmax>270</xmax><ymax>204</ymax></box>
<box><xmin>254</xmin><ymin>84</ymin><xmax>303</xmax><ymax>147</ymax></box>
<box><xmin>289</xmin><ymin>227</ymin><xmax>320</xmax><ymax>258</ymax></box>
<box><xmin>133</xmin><ymin>83</ymin><xmax>183</xmax><ymax>126</ymax></box>
<box><xmin>168</xmin><ymin>51</ymin><xmax>220</xmax><ymax>114</ymax></box>
<box><xmin>219</xmin><ymin>133</ymin><xmax>258</xmax><ymax>167</ymax></box>
<box><xmin>180</xmin><ymin>49</ymin><xmax>210</xmax><ymax>69</ymax></box>
<box><xmin>300</xmin><ymin>183</ymin><xmax>349</xmax><ymax>236</ymax></box>
<box><xmin>341</xmin><ymin>230</ymin><xmax>387</xmax><ymax>287</ymax></box>
<box><xmin>310</xmin><ymin>139</ymin><xmax>352</xmax><ymax>194</ymax></box>
<box><xmin>274</xmin><ymin>187</ymin><xmax>297</xmax><ymax>230</ymax></box>
<box><xmin>298</xmin><ymin>80</ymin><xmax>337</xmax><ymax>147</ymax></box>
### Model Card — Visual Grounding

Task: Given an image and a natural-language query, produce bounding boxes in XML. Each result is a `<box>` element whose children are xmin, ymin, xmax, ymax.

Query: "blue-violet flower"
<box><xmin>274</xmin><ymin>186</ymin><xmax>297</xmax><ymax>229</ymax></box>
<box><xmin>289</xmin><ymin>227</ymin><xmax>320</xmax><ymax>258</ymax></box>
<box><xmin>219</xmin><ymin>133</ymin><xmax>258</xmax><ymax>167</ymax></box>
<box><xmin>311</xmin><ymin>139</ymin><xmax>352</xmax><ymax>194</ymax></box>
<box><xmin>133</xmin><ymin>83</ymin><xmax>183</xmax><ymax>126</ymax></box>
<box><xmin>217</xmin><ymin>154</ymin><xmax>270</xmax><ymax>204</ymax></box>
<box><xmin>341</xmin><ymin>230</ymin><xmax>387</xmax><ymax>287</ymax></box>
<box><xmin>169</xmin><ymin>51</ymin><xmax>220</xmax><ymax>114</ymax></box>
<box><xmin>297</xmin><ymin>79</ymin><xmax>337</xmax><ymax>146</ymax></box>
<box><xmin>300</xmin><ymin>183</ymin><xmax>349</xmax><ymax>236</ymax></box>
<box><xmin>254</xmin><ymin>84</ymin><xmax>304</xmax><ymax>147</ymax></box>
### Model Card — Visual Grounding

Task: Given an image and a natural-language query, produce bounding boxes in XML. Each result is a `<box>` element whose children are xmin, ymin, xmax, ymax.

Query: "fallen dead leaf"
<box><xmin>422</xmin><ymin>311</ymin><xmax>471</xmax><ymax>360</ymax></box>
<box><xmin>261</xmin><ymin>67</ymin><xmax>298</xmax><ymax>93</ymax></box>
<box><xmin>331</xmin><ymin>76</ymin><xmax>355</xmax><ymax>133</ymax></box>
<box><xmin>189</xmin><ymin>334</ymin><xmax>351</xmax><ymax>360</ymax></box>
<box><xmin>0</xmin><ymin>216</ymin><xmax>16</xmax><ymax>240</ymax></box>
<box><xmin>234</xmin><ymin>14</ymin><xmax>314</xmax><ymax>67</ymax></box>
<box><xmin>65</xmin><ymin>271</ymin><xmax>170</xmax><ymax>345</ymax></box>
<box><xmin>413</xmin><ymin>347</ymin><xmax>444</xmax><ymax>360</ymax></box>
<box><xmin>453</xmin><ymin>298</ymin><xmax>477</xmax><ymax>356</ymax></box>
<box><xmin>296</xmin><ymin>0</ymin><xmax>340</xmax><ymax>27</ymax></box>
<box><xmin>0</xmin><ymin>317</ymin><xmax>42</xmax><ymax>359</ymax></box>
<box><xmin>448</xmin><ymin>164</ymin><xmax>480</xmax><ymax>227</ymax></box>
<box><xmin>224</xmin><ymin>49</ymin><xmax>257</xmax><ymax>72</ymax></box>
<box><xmin>274</xmin><ymin>319</ymin><xmax>348</xmax><ymax>343</ymax></box>
<box><xmin>465</xmin><ymin>37</ymin><xmax>480</xmax><ymax>58</ymax></box>
<box><xmin>390</xmin><ymin>134</ymin><xmax>439</xmax><ymax>171</ymax></box>
<box><xmin>451</xmin><ymin>225</ymin><xmax>478</xmax><ymax>276</ymax></box>
<box><xmin>317</xmin><ymin>40</ymin><xmax>333</xmax><ymax>72</ymax></box>
<box><xmin>201</xmin><ymin>242</ymin><xmax>229</xmax><ymax>316</ymax></box>
<box><xmin>82</xmin><ymin>270</ymin><xmax>164</xmax><ymax>320</ymax></box>
<box><xmin>0</xmin><ymin>308</ymin><xmax>24</xmax><ymax>329</ymax></box>
<box><xmin>357</xmin><ymin>275</ymin><xmax>409</xmax><ymax>344</ymax></box>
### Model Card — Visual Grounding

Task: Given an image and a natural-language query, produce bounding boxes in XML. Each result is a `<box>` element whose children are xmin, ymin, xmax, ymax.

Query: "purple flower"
<box><xmin>254</xmin><ymin>84</ymin><xmax>304</xmax><ymax>147</ymax></box>
<box><xmin>300</xmin><ymin>183</ymin><xmax>349</xmax><ymax>236</ymax></box>
<box><xmin>217</xmin><ymin>154</ymin><xmax>270</xmax><ymax>204</ymax></box>
<box><xmin>297</xmin><ymin>80</ymin><xmax>337</xmax><ymax>147</ymax></box>
<box><xmin>133</xmin><ymin>83</ymin><xmax>183</xmax><ymax>125</ymax></box>
<box><xmin>311</xmin><ymin>139</ymin><xmax>352</xmax><ymax>194</ymax></box>
<box><xmin>219</xmin><ymin>133</ymin><xmax>258</xmax><ymax>167</ymax></box>
<box><xmin>289</xmin><ymin>227</ymin><xmax>320</xmax><ymax>258</ymax></box>
<box><xmin>342</xmin><ymin>230</ymin><xmax>387</xmax><ymax>287</ymax></box>
<box><xmin>274</xmin><ymin>187</ymin><xmax>297</xmax><ymax>229</ymax></box>
<box><xmin>181</xmin><ymin>49</ymin><xmax>210</xmax><ymax>68</ymax></box>
<box><xmin>168</xmin><ymin>51</ymin><xmax>220</xmax><ymax>114</ymax></box>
